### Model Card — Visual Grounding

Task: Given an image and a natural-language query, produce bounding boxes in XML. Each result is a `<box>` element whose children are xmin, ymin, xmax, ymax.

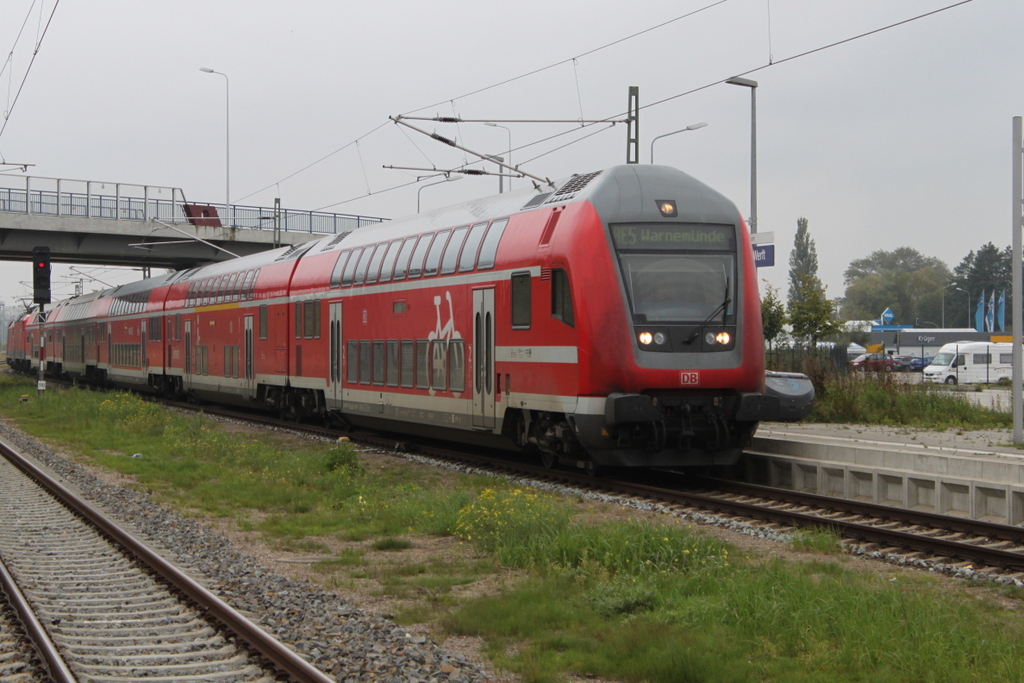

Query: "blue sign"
<box><xmin>753</xmin><ymin>244</ymin><xmax>774</xmax><ymax>268</ymax></box>
<box><xmin>880</xmin><ymin>307</ymin><xmax>895</xmax><ymax>324</ymax></box>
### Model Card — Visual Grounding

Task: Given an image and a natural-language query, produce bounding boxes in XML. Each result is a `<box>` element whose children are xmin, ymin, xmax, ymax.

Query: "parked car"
<box><xmin>892</xmin><ymin>355</ymin><xmax>915</xmax><ymax>372</ymax></box>
<box><xmin>909</xmin><ymin>356</ymin><xmax>933</xmax><ymax>372</ymax></box>
<box><xmin>851</xmin><ymin>352</ymin><xmax>896</xmax><ymax>372</ymax></box>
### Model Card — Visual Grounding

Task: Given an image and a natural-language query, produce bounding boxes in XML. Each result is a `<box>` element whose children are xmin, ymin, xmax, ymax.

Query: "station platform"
<box><xmin>747</xmin><ymin>419</ymin><xmax>1024</xmax><ymax>526</ymax></box>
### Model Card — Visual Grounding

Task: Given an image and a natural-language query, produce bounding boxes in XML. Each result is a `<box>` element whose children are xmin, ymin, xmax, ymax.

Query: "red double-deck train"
<box><xmin>7</xmin><ymin>165</ymin><xmax>811</xmax><ymax>470</ymax></box>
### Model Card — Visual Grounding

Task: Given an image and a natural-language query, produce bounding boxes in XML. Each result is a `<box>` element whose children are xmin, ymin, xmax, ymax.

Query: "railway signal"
<box><xmin>32</xmin><ymin>246</ymin><xmax>51</xmax><ymax>305</ymax></box>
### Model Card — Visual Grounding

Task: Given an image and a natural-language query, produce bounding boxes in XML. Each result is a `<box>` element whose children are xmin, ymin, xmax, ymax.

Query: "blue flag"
<box><xmin>998</xmin><ymin>290</ymin><xmax>1006</xmax><ymax>332</ymax></box>
<box><xmin>987</xmin><ymin>290</ymin><xmax>996</xmax><ymax>332</ymax></box>
<box><xmin>975</xmin><ymin>290</ymin><xmax>985</xmax><ymax>332</ymax></box>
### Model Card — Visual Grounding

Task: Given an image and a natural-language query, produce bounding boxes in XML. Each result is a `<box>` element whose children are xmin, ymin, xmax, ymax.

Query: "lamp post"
<box><xmin>417</xmin><ymin>175</ymin><xmax>462</xmax><ymax>212</ymax></box>
<box><xmin>955</xmin><ymin>287</ymin><xmax>969</xmax><ymax>328</ymax></box>
<box><xmin>199</xmin><ymin>67</ymin><xmax>230</xmax><ymax>208</ymax></box>
<box><xmin>485</xmin><ymin>156</ymin><xmax>505</xmax><ymax>194</ymax></box>
<box><xmin>650</xmin><ymin>122</ymin><xmax>708</xmax><ymax>164</ymax></box>
<box><xmin>726</xmin><ymin>77</ymin><xmax>757</xmax><ymax>234</ymax></box>
<box><xmin>485</xmin><ymin>122</ymin><xmax>511</xmax><ymax>192</ymax></box>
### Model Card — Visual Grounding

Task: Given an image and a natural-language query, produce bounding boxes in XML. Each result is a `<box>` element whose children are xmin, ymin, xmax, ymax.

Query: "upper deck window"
<box><xmin>378</xmin><ymin>239</ymin><xmax>405</xmax><ymax>283</ymax></box>
<box><xmin>424</xmin><ymin>230</ymin><xmax>452</xmax><ymax>277</ymax></box>
<box><xmin>407</xmin><ymin>233</ymin><xmax>434</xmax><ymax>279</ymax></box>
<box><xmin>477</xmin><ymin>218</ymin><xmax>509</xmax><ymax>270</ymax></box>
<box><xmin>342</xmin><ymin>247</ymin><xmax>364</xmax><ymax>287</ymax></box>
<box><xmin>459</xmin><ymin>222</ymin><xmax>489</xmax><ymax>272</ymax></box>
<box><xmin>440</xmin><ymin>226</ymin><xmax>469</xmax><ymax>275</ymax></box>
<box><xmin>392</xmin><ymin>237</ymin><xmax>418</xmax><ymax>281</ymax></box>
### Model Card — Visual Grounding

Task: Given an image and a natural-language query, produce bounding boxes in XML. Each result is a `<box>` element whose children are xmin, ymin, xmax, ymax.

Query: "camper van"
<box><xmin>922</xmin><ymin>341</ymin><xmax>1014</xmax><ymax>385</ymax></box>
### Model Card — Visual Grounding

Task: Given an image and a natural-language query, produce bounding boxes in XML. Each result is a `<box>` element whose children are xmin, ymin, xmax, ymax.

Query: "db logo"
<box><xmin>680</xmin><ymin>371</ymin><xmax>699</xmax><ymax>386</ymax></box>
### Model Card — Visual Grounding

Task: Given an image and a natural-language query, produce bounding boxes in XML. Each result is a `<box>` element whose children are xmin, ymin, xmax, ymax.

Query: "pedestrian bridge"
<box><xmin>0</xmin><ymin>174</ymin><xmax>386</xmax><ymax>270</ymax></box>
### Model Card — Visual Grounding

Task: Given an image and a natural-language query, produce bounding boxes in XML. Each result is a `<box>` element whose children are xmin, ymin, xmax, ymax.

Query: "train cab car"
<box><xmin>6</xmin><ymin>164</ymin><xmax>808</xmax><ymax>472</ymax></box>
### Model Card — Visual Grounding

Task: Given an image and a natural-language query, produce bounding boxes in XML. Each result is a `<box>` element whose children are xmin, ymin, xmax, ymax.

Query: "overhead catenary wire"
<box><xmin>244</xmin><ymin>0</ymin><xmax>974</xmax><ymax>211</ymax></box>
<box><xmin>0</xmin><ymin>0</ymin><xmax>61</xmax><ymax>151</ymax></box>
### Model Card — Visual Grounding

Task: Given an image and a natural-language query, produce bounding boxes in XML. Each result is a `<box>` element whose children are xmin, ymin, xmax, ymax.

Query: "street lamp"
<box><xmin>650</xmin><ymin>122</ymin><xmax>708</xmax><ymax>164</ymax></box>
<box><xmin>955</xmin><ymin>287</ymin><xmax>969</xmax><ymax>328</ymax></box>
<box><xmin>417</xmin><ymin>175</ymin><xmax>462</xmax><ymax>212</ymax></box>
<box><xmin>199</xmin><ymin>67</ymin><xmax>230</xmax><ymax>208</ymax></box>
<box><xmin>485</xmin><ymin>155</ymin><xmax>505</xmax><ymax>194</ymax></box>
<box><xmin>726</xmin><ymin>76</ymin><xmax>757</xmax><ymax>234</ymax></box>
<box><xmin>485</xmin><ymin>122</ymin><xmax>511</xmax><ymax>192</ymax></box>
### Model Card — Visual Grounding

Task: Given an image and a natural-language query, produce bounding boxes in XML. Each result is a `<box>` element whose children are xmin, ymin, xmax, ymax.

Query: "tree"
<box><xmin>841</xmin><ymin>248</ymin><xmax>951</xmax><ymax>325</ymax></box>
<box><xmin>788</xmin><ymin>273</ymin><xmax>842</xmax><ymax>346</ymax></box>
<box><xmin>760</xmin><ymin>282</ymin><xmax>786</xmax><ymax>350</ymax></box>
<box><xmin>949</xmin><ymin>243</ymin><xmax>1012</xmax><ymax>330</ymax></box>
<box><xmin>788</xmin><ymin>217</ymin><xmax>818</xmax><ymax>307</ymax></box>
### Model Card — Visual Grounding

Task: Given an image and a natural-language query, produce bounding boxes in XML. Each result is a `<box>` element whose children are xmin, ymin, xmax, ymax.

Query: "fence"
<box><xmin>0</xmin><ymin>175</ymin><xmax>386</xmax><ymax>234</ymax></box>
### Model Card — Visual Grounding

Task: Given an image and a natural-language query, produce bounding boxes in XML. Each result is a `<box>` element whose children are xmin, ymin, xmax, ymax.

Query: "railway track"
<box><xmin>177</xmin><ymin>398</ymin><xmax>1024</xmax><ymax>583</ymax></box>
<box><xmin>0</xmin><ymin>438</ymin><xmax>334</xmax><ymax>683</ymax></box>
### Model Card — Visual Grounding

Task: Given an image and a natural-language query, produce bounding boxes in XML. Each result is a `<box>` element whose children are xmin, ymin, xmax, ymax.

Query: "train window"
<box><xmin>225</xmin><ymin>272</ymin><xmax>239</xmax><ymax>302</ymax></box>
<box><xmin>330</xmin><ymin>250</ymin><xmax>351</xmax><ymax>289</ymax></box>
<box><xmin>342</xmin><ymin>247</ymin><xmax>364</xmax><ymax>287</ymax></box>
<box><xmin>378</xmin><ymin>239</ymin><xmax>404</xmax><ymax>283</ymax></box>
<box><xmin>212</xmin><ymin>276</ymin><xmax>224</xmax><ymax>304</ymax></box>
<box><xmin>511</xmin><ymin>273</ymin><xmax>531</xmax><ymax>329</ymax></box>
<box><xmin>440</xmin><ymin>226</ymin><xmax>469</xmax><ymax>275</ymax></box>
<box><xmin>247</xmin><ymin>269</ymin><xmax>259</xmax><ymax>301</ymax></box>
<box><xmin>365</xmin><ymin>243</ymin><xmax>389</xmax><ymax>285</ymax></box>
<box><xmin>372</xmin><ymin>341</ymin><xmax>385</xmax><ymax>385</ymax></box>
<box><xmin>448</xmin><ymin>339</ymin><xmax>465</xmax><ymax>392</ymax></box>
<box><xmin>391</xmin><ymin>236</ymin><xmax>418</xmax><ymax>281</ymax></box>
<box><xmin>347</xmin><ymin>341</ymin><xmax>359</xmax><ymax>383</ymax></box>
<box><xmin>186</xmin><ymin>281</ymin><xmax>196</xmax><ymax>307</ymax></box>
<box><xmin>149</xmin><ymin>317</ymin><xmax>161</xmax><ymax>342</ymax></box>
<box><xmin>259</xmin><ymin>305</ymin><xmax>268</xmax><ymax>340</ymax></box>
<box><xmin>423</xmin><ymin>230</ymin><xmax>451</xmax><ymax>277</ymax></box>
<box><xmin>359</xmin><ymin>341</ymin><xmax>372</xmax><ymax>384</ymax></box>
<box><xmin>430</xmin><ymin>340</ymin><xmax>447</xmax><ymax>390</ymax></box>
<box><xmin>303</xmin><ymin>300</ymin><xmax>318</xmax><ymax>339</ymax></box>
<box><xmin>237</xmin><ymin>271</ymin><xmax>250</xmax><ymax>301</ymax></box>
<box><xmin>552</xmin><ymin>268</ymin><xmax>575</xmax><ymax>327</ymax></box>
<box><xmin>353</xmin><ymin>245</ymin><xmax>376</xmax><ymax>285</ymax></box>
<box><xmin>386</xmin><ymin>341</ymin><xmax>399</xmax><ymax>387</ymax></box>
<box><xmin>294</xmin><ymin>302</ymin><xmax>302</xmax><ymax>339</ymax></box>
<box><xmin>477</xmin><ymin>218</ymin><xmax>509</xmax><ymax>270</ymax></box>
<box><xmin>415</xmin><ymin>340</ymin><xmax>430</xmax><ymax>388</ymax></box>
<box><xmin>407</xmin><ymin>234</ymin><xmax>434</xmax><ymax>279</ymax></box>
<box><xmin>459</xmin><ymin>222</ymin><xmax>488</xmax><ymax>272</ymax></box>
<box><xmin>400</xmin><ymin>340</ymin><xmax>414</xmax><ymax>387</ymax></box>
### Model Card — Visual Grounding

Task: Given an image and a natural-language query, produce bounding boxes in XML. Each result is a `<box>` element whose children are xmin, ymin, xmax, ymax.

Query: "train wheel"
<box><xmin>583</xmin><ymin>460</ymin><xmax>601</xmax><ymax>477</ymax></box>
<box><xmin>540</xmin><ymin>450</ymin><xmax>557</xmax><ymax>470</ymax></box>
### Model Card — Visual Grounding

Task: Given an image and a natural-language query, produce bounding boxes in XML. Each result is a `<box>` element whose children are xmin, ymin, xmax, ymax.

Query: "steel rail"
<box><xmin>139</xmin><ymin>398</ymin><xmax>1024</xmax><ymax>573</ymax></box>
<box><xmin>0</xmin><ymin>552</ymin><xmax>77</xmax><ymax>683</ymax></box>
<box><xmin>0</xmin><ymin>435</ymin><xmax>336</xmax><ymax>683</ymax></box>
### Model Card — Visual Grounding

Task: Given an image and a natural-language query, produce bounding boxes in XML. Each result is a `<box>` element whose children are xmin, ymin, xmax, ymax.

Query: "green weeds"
<box><xmin>3</xmin><ymin>374</ymin><xmax>1024</xmax><ymax>683</ymax></box>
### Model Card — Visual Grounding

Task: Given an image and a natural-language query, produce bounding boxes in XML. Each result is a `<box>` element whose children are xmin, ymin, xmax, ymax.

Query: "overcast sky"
<box><xmin>0</xmin><ymin>0</ymin><xmax>1020</xmax><ymax>315</ymax></box>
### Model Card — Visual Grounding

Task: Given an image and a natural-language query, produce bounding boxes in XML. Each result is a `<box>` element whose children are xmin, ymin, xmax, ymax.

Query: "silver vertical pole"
<box><xmin>1012</xmin><ymin>116</ymin><xmax>1022</xmax><ymax>445</ymax></box>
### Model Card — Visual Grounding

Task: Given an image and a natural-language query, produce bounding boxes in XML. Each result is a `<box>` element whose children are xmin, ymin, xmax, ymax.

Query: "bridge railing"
<box><xmin>0</xmin><ymin>175</ymin><xmax>386</xmax><ymax>234</ymax></box>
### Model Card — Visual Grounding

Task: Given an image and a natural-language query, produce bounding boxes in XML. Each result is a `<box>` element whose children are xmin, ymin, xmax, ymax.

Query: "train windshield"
<box><xmin>611</xmin><ymin>222</ymin><xmax>736</xmax><ymax>323</ymax></box>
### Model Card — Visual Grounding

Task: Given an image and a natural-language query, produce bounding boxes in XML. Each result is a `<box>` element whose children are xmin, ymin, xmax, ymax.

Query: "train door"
<box><xmin>184</xmin><ymin>319</ymin><xmax>192</xmax><ymax>386</ymax></box>
<box><xmin>106</xmin><ymin>323</ymin><xmax>112</xmax><ymax>369</ymax></box>
<box><xmin>472</xmin><ymin>288</ymin><xmax>495</xmax><ymax>430</ymax></box>
<box><xmin>329</xmin><ymin>302</ymin><xmax>343</xmax><ymax>405</ymax></box>
<box><xmin>141</xmin><ymin>319</ymin><xmax>147</xmax><ymax>372</ymax></box>
<box><xmin>244</xmin><ymin>315</ymin><xmax>254</xmax><ymax>394</ymax></box>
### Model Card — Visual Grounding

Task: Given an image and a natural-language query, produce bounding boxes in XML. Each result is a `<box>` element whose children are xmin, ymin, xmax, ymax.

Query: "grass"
<box><xmin>3</xmin><ymin>373</ymin><xmax>1024</xmax><ymax>682</ymax></box>
<box><xmin>808</xmin><ymin>370</ymin><xmax>1013</xmax><ymax>429</ymax></box>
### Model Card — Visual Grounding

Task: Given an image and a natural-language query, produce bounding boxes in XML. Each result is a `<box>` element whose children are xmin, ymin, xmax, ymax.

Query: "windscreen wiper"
<box><xmin>684</xmin><ymin>278</ymin><xmax>731</xmax><ymax>345</ymax></box>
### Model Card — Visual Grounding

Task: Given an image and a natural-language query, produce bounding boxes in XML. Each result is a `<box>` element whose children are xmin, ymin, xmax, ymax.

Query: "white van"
<box><xmin>922</xmin><ymin>341</ymin><xmax>1014</xmax><ymax>385</ymax></box>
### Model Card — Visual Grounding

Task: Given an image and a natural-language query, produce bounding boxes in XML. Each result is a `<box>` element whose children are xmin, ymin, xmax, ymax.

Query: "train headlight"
<box><xmin>653</xmin><ymin>332</ymin><xmax>667</xmax><ymax>345</ymax></box>
<box><xmin>638</xmin><ymin>332</ymin><xmax>653</xmax><ymax>346</ymax></box>
<box><xmin>705</xmin><ymin>332</ymin><xmax>717</xmax><ymax>345</ymax></box>
<box><xmin>657</xmin><ymin>200</ymin><xmax>677</xmax><ymax>217</ymax></box>
<box><xmin>716</xmin><ymin>331</ymin><xmax>731</xmax><ymax>345</ymax></box>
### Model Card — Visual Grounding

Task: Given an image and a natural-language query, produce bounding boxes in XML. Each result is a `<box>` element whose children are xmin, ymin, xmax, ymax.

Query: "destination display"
<box><xmin>611</xmin><ymin>223</ymin><xmax>735</xmax><ymax>251</ymax></box>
